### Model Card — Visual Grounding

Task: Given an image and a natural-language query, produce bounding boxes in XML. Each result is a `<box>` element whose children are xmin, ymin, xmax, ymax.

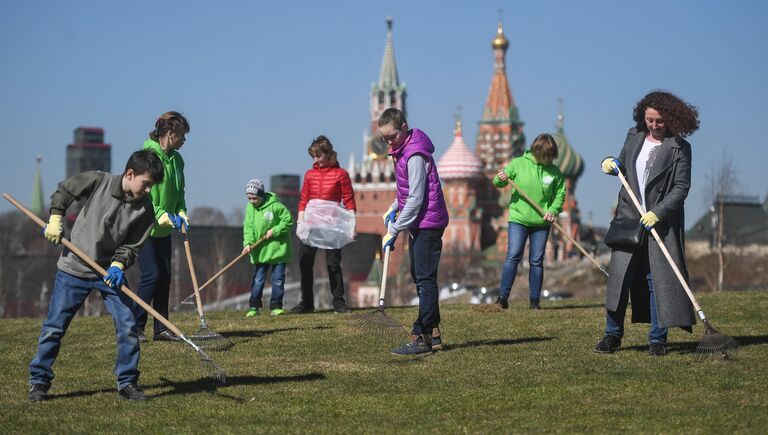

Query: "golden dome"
<box><xmin>492</xmin><ymin>23</ymin><xmax>509</xmax><ymax>50</ymax></box>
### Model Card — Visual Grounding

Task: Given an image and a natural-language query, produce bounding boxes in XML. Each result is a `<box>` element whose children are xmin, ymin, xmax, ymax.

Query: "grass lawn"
<box><xmin>1</xmin><ymin>291</ymin><xmax>766</xmax><ymax>434</ymax></box>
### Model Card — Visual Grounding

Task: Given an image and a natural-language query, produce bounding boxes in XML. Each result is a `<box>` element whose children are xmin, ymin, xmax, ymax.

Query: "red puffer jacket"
<box><xmin>298</xmin><ymin>163</ymin><xmax>357</xmax><ymax>211</ymax></box>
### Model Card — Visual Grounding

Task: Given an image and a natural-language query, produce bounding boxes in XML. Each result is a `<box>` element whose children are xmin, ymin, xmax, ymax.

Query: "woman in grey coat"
<box><xmin>596</xmin><ymin>91</ymin><xmax>700</xmax><ymax>356</ymax></box>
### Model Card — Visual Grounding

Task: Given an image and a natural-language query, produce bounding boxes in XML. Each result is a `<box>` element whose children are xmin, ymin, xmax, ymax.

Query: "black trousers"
<box><xmin>299</xmin><ymin>243</ymin><xmax>346</xmax><ymax>309</ymax></box>
<box><xmin>135</xmin><ymin>235</ymin><xmax>172</xmax><ymax>334</ymax></box>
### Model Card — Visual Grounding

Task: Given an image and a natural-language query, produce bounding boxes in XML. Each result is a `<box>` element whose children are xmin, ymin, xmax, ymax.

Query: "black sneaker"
<box><xmin>495</xmin><ymin>297</ymin><xmax>509</xmax><ymax>309</ymax></box>
<box><xmin>333</xmin><ymin>305</ymin><xmax>352</xmax><ymax>314</ymax></box>
<box><xmin>290</xmin><ymin>302</ymin><xmax>315</xmax><ymax>314</ymax></box>
<box><xmin>153</xmin><ymin>330</ymin><xmax>181</xmax><ymax>342</ymax></box>
<box><xmin>118</xmin><ymin>383</ymin><xmax>147</xmax><ymax>401</ymax></box>
<box><xmin>529</xmin><ymin>299</ymin><xmax>541</xmax><ymax>310</ymax></box>
<box><xmin>594</xmin><ymin>334</ymin><xmax>622</xmax><ymax>353</ymax></box>
<box><xmin>391</xmin><ymin>335</ymin><xmax>433</xmax><ymax>356</ymax></box>
<box><xmin>28</xmin><ymin>384</ymin><xmax>49</xmax><ymax>403</ymax></box>
<box><xmin>648</xmin><ymin>342</ymin><xmax>667</xmax><ymax>356</ymax></box>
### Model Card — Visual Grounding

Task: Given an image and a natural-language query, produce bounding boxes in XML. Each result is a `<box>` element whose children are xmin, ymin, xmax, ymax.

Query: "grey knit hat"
<box><xmin>245</xmin><ymin>179</ymin><xmax>265</xmax><ymax>198</ymax></box>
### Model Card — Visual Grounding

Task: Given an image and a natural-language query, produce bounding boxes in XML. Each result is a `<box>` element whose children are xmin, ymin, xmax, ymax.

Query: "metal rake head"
<box><xmin>352</xmin><ymin>309</ymin><xmax>409</xmax><ymax>339</ymax></box>
<box><xmin>190</xmin><ymin>328</ymin><xmax>234</xmax><ymax>351</ymax></box>
<box><xmin>180</xmin><ymin>335</ymin><xmax>228</xmax><ymax>383</ymax></box>
<box><xmin>695</xmin><ymin>319</ymin><xmax>738</xmax><ymax>358</ymax></box>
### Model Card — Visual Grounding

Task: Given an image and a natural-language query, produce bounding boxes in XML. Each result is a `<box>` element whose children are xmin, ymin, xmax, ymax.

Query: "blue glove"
<box><xmin>168</xmin><ymin>213</ymin><xmax>186</xmax><ymax>231</ymax></box>
<box><xmin>601</xmin><ymin>157</ymin><xmax>621</xmax><ymax>175</ymax></box>
<box><xmin>382</xmin><ymin>206</ymin><xmax>397</xmax><ymax>228</ymax></box>
<box><xmin>178</xmin><ymin>210</ymin><xmax>190</xmax><ymax>230</ymax></box>
<box><xmin>103</xmin><ymin>262</ymin><xmax>125</xmax><ymax>289</ymax></box>
<box><xmin>382</xmin><ymin>232</ymin><xmax>397</xmax><ymax>252</ymax></box>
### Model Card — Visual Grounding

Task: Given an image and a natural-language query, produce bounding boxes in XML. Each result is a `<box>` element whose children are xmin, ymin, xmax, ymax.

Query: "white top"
<box><xmin>635</xmin><ymin>137</ymin><xmax>662</xmax><ymax>210</ymax></box>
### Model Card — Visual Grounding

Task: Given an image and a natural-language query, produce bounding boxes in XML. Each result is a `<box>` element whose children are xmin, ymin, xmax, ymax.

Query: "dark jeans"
<box><xmin>409</xmin><ymin>228</ymin><xmax>444</xmax><ymax>337</ymax></box>
<box><xmin>299</xmin><ymin>243</ymin><xmax>346</xmax><ymax>309</ymax></box>
<box><xmin>29</xmin><ymin>270</ymin><xmax>140</xmax><ymax>390</ymax></box>
<box><xmin>605</xmin><ymin>270</ymin><xmax>668</xmax><ymax>344</ymax></box>
<box><xmin>135</xmin><ymin>236</ymin><xmax>172</xmax><ymax>334</ymax></box>
<box><xmin>499</xmin><ymin>222</ymin><xmax>551</xmax><ymax>302</ymax></box>
<box><xmin>249</xmin><ymin>263</ymin><xmax>286</xmax><ymax>309</ymax></box>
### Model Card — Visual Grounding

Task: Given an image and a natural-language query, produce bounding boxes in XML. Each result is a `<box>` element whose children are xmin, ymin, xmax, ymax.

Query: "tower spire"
<box><xmin>31</xmin><ymin>154</ymin><xmax>45</xmax><ymax>216</ymax></box>
<box><xmin>379</xmin><ymin>17</ymin><xmax>399</xmax><ymax>90</ymax></box>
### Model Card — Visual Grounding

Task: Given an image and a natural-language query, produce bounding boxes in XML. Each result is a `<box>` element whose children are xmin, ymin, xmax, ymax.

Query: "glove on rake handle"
<box><xmin>3</xmin><ymin>193</ymin><xmax>227</xmax><ymax>379</ymax></box>
<box><xmin>506</xmin><ymin>178</ymin><xmax>609</xmax><ymax>277</ymax></box>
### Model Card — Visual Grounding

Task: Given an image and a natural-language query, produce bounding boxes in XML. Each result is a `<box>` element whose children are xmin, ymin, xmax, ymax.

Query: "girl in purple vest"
<box><xmin>378</xmin><ymin>108</ymin><xmax>449</xmax><ymax>356</ymax></box>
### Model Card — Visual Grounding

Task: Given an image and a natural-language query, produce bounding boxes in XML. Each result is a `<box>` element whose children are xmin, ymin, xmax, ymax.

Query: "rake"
<box><xmin>3</xmin><ymin>193</ymin><xmax>227</xmax><ymax>382</ymax></box>
<box><xmin>615</xmin><ymin>172</ymin><xmax>738</xmax><ymax>357</ymax></box>
<box><xmin>180</xmin><ymin>225</ymin><xmax>232</xmax><ymax>350</ymax></box>
<box><xmin>353</xmin><ymin>246</ymin><xmax>409</xmax><ymax>339</ymax></box>
<box><xmin>173</xmin><ymin>234</ymin><xmax>269</xmax><ymax>311</ymax></box>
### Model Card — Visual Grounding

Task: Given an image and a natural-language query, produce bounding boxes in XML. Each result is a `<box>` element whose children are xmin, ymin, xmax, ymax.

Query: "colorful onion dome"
<box><xmin>438</xmin><ymin>122</ymin><xmax>484</xmax><ymax>179</ymax></box>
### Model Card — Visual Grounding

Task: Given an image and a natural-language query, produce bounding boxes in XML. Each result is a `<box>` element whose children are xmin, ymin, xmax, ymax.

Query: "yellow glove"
<box><xmin>382</xmin><ymin>232</ymin><xmax>397</xmax><ymax>252</ymax></box>
<box><xmin>382</xmin><ymin>206</ymin><xmax>397</xmax><ymax>228</ymax></box>
<box><xmin>157</xmin><ymin>212</ymin><xmax>175</xmax><ymax>229</ymax></box>
<box><xmin>601</xmin><ymin>157</ymin><xmax>620</xmax><ymax>175</ymax></box>
<box><xmin>640</xmin><ymin>211</ymin><xmax>659</xmax><ymax>230</ymax></box>
<box><xmin>44</xmin><ymin>214</ymin><xmax>63</xmax><ymax>244</ymax></box>
<box><xmin>178</xmin><ymin>210</ymin><xmax>190</xmax><ymax>229</ymax></box>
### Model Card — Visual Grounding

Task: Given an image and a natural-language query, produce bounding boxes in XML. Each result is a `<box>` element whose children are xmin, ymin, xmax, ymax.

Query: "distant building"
<box><xmin>687</xmin><ymin>195</ymin><xmax>768</xmax><ymax>250</ymax></box>
<box><xmin>550</xmin><ymin>106</ymin><xmax>585</xmax><ymax>260</ymax></box>
<box><xmin>270</xmin><ymin>174</ymin><xmax>301</xmax><ymax>218</ymax></box>
<box><xmin>31</xmin><ymin>155</ymin><xmax>45</xmax><ymax>216</ymax></box>
<box><xmin>66</xmin><ymin>127</ymin><xmax>111</xmax><ymax>177</ymax></box>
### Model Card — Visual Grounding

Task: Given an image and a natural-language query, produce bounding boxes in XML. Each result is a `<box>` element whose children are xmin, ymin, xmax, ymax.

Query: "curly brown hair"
<box><xmin>632</xmin><ymin>91</ymin><xmax>699</xmax><ymax>138</ymax></box>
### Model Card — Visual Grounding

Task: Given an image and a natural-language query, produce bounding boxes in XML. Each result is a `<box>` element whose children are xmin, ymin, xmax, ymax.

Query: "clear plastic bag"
<box><xmin>296</xmin><ymin>199</ymin><xmax>356</xmax><ymax>249</ymax></box>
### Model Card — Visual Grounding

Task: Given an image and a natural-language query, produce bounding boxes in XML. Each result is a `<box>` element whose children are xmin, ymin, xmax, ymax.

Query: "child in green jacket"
<box><xmin>242</xmin><ymin>179</ymin><xmax>294</xmax><ymax>316</ymax></box>
<box><xmin>492</xmin><ymin>133</ymin><xmax>566</xmax><ymax>310</ymax></box>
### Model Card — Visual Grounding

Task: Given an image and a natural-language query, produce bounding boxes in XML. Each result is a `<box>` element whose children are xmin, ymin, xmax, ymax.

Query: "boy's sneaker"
<box><xmin>28</xmin><ymin>384</ymin><xmax>49</xmax><ymax>403</ymax></box>
<box><xmin>270</xmin><ymin>308</ymin><xmax>286</xmax><ymax>316</ymax></box>
<box><xmin>333</xmin><ymin>305</ymin><xmax>352</xmax><ymax>314</ymax></box>
<box><xmin>495</xmin><ymin>297</ymin><xmax>509</xmax><ymax>309</ymax></box>
<box><xmin>118</xmin><ymin>383</ymin><xmax>147</xmax><ymax>402</ymax></box>
<box><xmin>246</xmin><ymin>308</ymin><xmax>259</xmax><ymax>317</ymax></box>
<box><xmin>431</xmin><ymin>328</ymin><xmax>443</xmax><ymax>351</ymax></box>
<box><xmin>391</xmin><ymin>335</ymin><xmax>433</xmax><ymax>356</ymax></box>
<box><xmin>153</xmin><ymin>330</ymin><xmax>181</xmax><ymax>342</ymax></box>
<box><xmin>290</xmin><ymin>303</ymin><xmax>314</xmax><ymax>314</ymax></box>
<box><xmin>594</xmin><ymin>334</ymin><xmax>622</xmax><ymax>353</ymax></box>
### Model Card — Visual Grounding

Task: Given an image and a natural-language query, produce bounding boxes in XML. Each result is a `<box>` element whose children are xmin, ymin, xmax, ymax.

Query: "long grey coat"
<box><xmin>605</xmin><ymin>127</ymin><xmax>695</xmax><ymax>330</ymax></box>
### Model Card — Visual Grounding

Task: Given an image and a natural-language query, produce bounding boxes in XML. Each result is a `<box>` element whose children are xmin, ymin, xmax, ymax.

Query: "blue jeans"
<box><xmin>29</xmin><ymin>270</ymin><xmax>140</xmax><ymax>389</ymax></box>
<box><xmin>135</xmin><ymin>236</ymin><xmax>172</xmax><ymax>334</ymax></box>
<box><xmin>499</xmin><ymin>222</ymin><xmax>550</xmax><ymax>302</ymax></box>
<box><xmin>605</xmin><ymin>272</ymin><xmax>668</xmax><ymax>343</ymax></box>
<box><xmin>249</xmin><ymin>263</ymin><xmax>286</xmax><ymax>309</ymax></box>
<box><xmin>409</xmin><ymin>229</ymin><xmax>443</xmax><ymax>337</ymax></box>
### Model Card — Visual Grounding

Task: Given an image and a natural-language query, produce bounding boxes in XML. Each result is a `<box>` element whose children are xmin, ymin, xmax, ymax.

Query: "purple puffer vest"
<box><xmin>390</xmin><ymin>128</ymin><xmax>449</xmax><ymax>230</ymax></box>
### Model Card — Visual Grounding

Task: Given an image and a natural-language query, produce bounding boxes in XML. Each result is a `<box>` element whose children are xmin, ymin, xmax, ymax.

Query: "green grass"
<box><xmin>1</xmin><ymin>291</ymin><xmax>767</xmax><ymax>434</ymax></box>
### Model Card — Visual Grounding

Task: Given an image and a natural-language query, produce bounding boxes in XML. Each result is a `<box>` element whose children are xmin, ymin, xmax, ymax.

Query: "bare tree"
<box><xmin>702</xmin><ymin>150</ymin><xmax>741</xmax><ymax>292</ymax></box>
<box><xmin>189</xmin><ymin>206</ymin><xmax>228</xmax><ymax>226</ymax></box>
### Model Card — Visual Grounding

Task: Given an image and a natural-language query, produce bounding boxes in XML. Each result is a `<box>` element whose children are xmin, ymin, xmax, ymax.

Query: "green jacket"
<box><xmin>243</xmin><ymin>192</ymin><xmax>293</xmax><ymax>264</ymax></box>
<box><xmin>493</xmin><ymin>151</ymin><xmax>567</xmax><ymax>227</ymax></box>
<box><xmin>143</xmin><ymin>139</ymin><xmax>186</xmax><ymax>238</ymax></box>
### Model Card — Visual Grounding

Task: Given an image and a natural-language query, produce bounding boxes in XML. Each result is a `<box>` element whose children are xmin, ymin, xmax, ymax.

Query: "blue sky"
<box><xmin>1</xmin><ymin>0</ymin><xmax>766</xmax><ymax>228</ymax></box>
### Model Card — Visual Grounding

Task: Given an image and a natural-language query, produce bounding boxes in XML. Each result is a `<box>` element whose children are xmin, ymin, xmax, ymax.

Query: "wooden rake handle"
<box><xmin>614</xmin><ymin>172</ymin><xmax>705</xmax><ymax>317</ymax></box>
<box><xmin>378</xmin><ymin>246</ymin><xmax>391</xmax><ymax>309</ymax></box>
<box><xmin>180</xmin><ymin>225</ymin><xmax>205</xmax><ymax>319</ymax></box>
<box><xmin>505</xmin><ymin>178</ymin><xmax>608</xmax><ymax>277</ymax></box>
<box><xmin>198</xmin><ymin>234</ymin><xmax>270</xmax><ymax>292</ymax></box>
<box><xmin>3</xmin><ymin>192</ymin><xmax>186</xmax><ymax>337</ymax></box>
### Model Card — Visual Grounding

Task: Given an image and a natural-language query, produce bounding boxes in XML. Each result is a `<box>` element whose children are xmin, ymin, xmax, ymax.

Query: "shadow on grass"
<box><xmin>222</xmin><ymin>325</ymin><xmax>333</xmax><ymax>339</ymax></box>
<box><xmin>620</xmin><ymin>334</ymin><xmax>768</xmax><ymax>354</ymax></box>
<box><xmin>446</xmin><ymin>336</ymin><xmax>555</xmax><ymax>351</ymax></box>
<box><xmin>46</xmin><ymin>373</ymin><xmax>326</xmax><ymax>402</ymax></box>
<box><xmin>545</xmin><ymin>303</ymin><xmax>604</xmax><ymax>311</ymax></box>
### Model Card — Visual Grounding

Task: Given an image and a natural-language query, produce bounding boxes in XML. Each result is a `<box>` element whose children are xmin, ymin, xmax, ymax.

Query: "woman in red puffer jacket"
<box><xmin>292</xmin><ymin>135</ymin><xmax>356</xmax><ymax>314</ymax></box>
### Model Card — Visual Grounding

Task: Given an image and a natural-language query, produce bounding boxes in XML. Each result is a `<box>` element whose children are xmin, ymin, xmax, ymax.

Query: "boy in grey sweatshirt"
<box><xmin>28</xmin><ymin>150</ymin><xmax>164</xmax><ymax>403</ymax></box>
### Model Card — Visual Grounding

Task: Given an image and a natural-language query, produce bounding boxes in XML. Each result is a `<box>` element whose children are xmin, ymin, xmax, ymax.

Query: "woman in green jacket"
<box><xmin>242</xmin><ymin>179</ymin><xmax>293</xmax><ymax>317</ymax></box>
<box><xmin>135</xmin><ymin>111</ymin><xmax>190</xmax><ymax>342</ymax></box>
<box><xmin>493</xmin><ymin>133</ymin><xmax>566</xmax><ymax>310</ymax></box>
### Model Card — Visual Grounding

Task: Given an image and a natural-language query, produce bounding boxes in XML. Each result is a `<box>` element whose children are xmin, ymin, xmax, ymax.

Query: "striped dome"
<box><xmin>553</xmin><ymin>113</ymin><xmax>584</xmax><ymax>179</ymax></box>
<box><xmin>438</xmin><ymin>123</ymin><xmax>484</xmax><ymax>179</ymax></box>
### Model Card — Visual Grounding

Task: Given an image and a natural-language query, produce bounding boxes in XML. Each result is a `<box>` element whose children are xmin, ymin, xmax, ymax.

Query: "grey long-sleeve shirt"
<box><xmin>388</xmin><ymin>155</ymin><xmax>427</xmax><ymax>237</ymax></box>
<box><xmin>51</xmin><ymin>171</ymin><xmax>155</xmax><ymax>278</ymax></box>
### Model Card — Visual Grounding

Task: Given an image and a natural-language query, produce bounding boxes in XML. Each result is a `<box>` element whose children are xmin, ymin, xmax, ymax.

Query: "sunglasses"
<box><xmin>379</xmin><ymin>132</ymin><xmax>399</xmax><ymax>144</ymax></box>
